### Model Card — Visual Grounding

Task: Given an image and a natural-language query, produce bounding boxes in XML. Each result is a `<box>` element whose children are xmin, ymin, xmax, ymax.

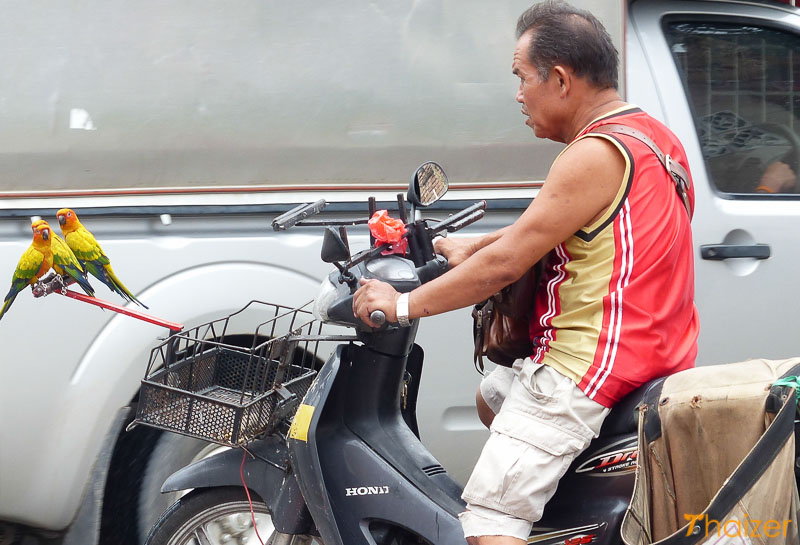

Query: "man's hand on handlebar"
<box><xmin>434</xmin><ymin>237</ymin><xmax>475</xmax><ymax>268</ymax></box>
<box><xmin>353</xmin><ymin>278</ymin><xmax>400</xmax><ymax>328</ymax></box>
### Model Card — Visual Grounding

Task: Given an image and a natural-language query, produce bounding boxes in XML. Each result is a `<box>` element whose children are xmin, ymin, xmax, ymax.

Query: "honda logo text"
<box><xmin>345</xmin><ymin>486</ymin><xmax>390</xmax><ymax>496</ymax></box>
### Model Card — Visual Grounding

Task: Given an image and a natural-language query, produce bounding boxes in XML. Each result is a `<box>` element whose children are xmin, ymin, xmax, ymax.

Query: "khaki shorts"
<box><xmin>459</xmin><ymin>358</ymin><xmax>610</xmax><ymax>540</ymax></box>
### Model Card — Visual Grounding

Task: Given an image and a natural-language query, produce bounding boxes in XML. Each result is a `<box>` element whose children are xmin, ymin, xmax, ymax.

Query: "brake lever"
<box><xmin>271</xmin><ymin>199</ymin><xmax>327</xmax><ymax>231</ymax></box>
<box><xmin>440</xmin><ymin>209</ymin><xmax>485</xmax><ymax>233</ymax></box>
<box><xmin>294</xmin><ymin>217</ymin><xmax>370</xmax><ymax>227</ymax></box>
<box><xmin>429</xmin><ymin>200</ymin><xmax>487</xmax><ymax>235</ymax></box>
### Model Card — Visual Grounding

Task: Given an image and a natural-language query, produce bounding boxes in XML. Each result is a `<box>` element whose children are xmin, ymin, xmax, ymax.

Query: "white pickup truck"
<box><xmin>0</xmin><ymin>0</ymin><xmax>798</xmax><ymax>543</ymax></box>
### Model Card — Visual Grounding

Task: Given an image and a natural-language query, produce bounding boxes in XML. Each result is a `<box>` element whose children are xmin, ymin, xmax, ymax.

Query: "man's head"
<box><xmin>516</xmin><ymin>1</ymin><xmax>618</xmax><ymax>91</ymax></box>
<box><xmin>513</xmin><ymin>1</ymin><xmax>620</xmax><ymax>141</ymax></box>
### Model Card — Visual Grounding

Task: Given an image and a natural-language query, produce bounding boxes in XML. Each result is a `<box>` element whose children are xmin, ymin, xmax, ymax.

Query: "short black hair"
<box><xmin>516</xmin><ymin>0</ymin><xmax>619</xmax><ymax>90</ymax></box>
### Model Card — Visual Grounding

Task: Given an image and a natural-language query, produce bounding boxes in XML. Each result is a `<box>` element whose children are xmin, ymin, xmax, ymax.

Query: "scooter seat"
<box><xmin>597</xmin><ymin>377</ymin><xmax>667</xmax><ymax>437</ymax></box>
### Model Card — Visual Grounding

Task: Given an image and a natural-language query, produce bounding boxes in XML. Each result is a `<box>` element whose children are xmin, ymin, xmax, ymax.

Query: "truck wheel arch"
<box><xmin>69</xmin><ymin>261</ymin><xmax>321</xmax><ymax>545</ymax></box>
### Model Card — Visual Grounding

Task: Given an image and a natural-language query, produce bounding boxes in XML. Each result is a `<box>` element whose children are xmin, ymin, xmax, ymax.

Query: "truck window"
<box><xmin>664</xmin><ymin>21</ymin><xmax>800</xmax><ymax>196</ymax></box>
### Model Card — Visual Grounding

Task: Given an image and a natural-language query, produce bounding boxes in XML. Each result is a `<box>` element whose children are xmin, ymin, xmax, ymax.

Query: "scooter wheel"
<box><xmin>137</xmin><ymin>432</ymin><xmax>231</xmax><ymax>542</ymax></box>
<box><xmin>144</xmin><ymin>486</ymin><xmax>273</xmax><ymax>545</ymax></box>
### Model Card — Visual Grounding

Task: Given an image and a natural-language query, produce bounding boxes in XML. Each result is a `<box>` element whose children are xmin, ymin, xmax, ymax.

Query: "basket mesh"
<box><xmin>134</xmin><ymin>301</ymin><xmax>334</xmax><ymax>446</ymax></box>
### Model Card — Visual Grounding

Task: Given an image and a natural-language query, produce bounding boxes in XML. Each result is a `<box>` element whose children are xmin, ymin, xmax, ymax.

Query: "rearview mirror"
<box><xmin>407</xmin><ymin>162</ymin><xmax>448</xmax><ymax>208</ymax></box>
<box><xmin>321</xmin><ymin>227</ymin><xmax>351</xmax><ymax>263</ymax></box>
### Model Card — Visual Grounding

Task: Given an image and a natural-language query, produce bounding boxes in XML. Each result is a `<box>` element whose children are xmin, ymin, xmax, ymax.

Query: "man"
<box><xmin>353</xmin><ymin>1</ymin><xmax>699</xmax><ymax>543</ymax></box>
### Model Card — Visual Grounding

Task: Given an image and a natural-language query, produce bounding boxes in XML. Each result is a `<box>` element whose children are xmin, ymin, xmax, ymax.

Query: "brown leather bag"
<box><xmin>472</xmin><ymin>259</ymin><xmax>544</xmax><ymax>372</ymax></box>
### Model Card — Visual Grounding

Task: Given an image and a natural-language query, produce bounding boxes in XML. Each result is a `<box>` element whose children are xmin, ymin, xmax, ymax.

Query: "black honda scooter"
<box><xmin>143</xmin><ymin>162</ymin><xmax>659</xmax><ymax>545</ymax></box>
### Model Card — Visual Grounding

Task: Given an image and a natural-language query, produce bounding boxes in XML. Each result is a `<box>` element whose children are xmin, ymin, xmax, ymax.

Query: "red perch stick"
<box><xmin>58</xmin><ymin>289</ymin><xmax>184</xmax><ymax>332</ymax></box>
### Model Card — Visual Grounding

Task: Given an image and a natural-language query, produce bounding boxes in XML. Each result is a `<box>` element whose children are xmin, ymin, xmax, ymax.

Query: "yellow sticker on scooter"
<box><xmin>289</xmin><ymin>404</ymin><xmax>315</xmax><ymax>442</ymax></box>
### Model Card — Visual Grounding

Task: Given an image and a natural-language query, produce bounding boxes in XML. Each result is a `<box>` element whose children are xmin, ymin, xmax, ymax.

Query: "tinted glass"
<box><xmin>665</xmin><ymin>22</ymin><xmax>800</xmax><ymax>195</ymax></box>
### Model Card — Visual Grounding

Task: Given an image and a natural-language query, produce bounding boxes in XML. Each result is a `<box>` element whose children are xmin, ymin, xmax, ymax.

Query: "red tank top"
<box><xmin>529</xmin><ymin>106</ymin><xmax>699</xmax><ymax>408</ymax></box>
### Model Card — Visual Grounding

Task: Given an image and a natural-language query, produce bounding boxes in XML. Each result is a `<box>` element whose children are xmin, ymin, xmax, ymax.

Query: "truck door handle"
<box><xmin>700</xmin><ymin>244</ymin><xmax>771</xmax><ymax>260</ymax></box>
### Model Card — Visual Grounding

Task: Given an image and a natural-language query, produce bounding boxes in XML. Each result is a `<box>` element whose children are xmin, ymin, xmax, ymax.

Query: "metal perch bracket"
<box><xmin>32</xmin><ymin>274</ymin><xmax>183</xmax><ymax>332</ymax></box>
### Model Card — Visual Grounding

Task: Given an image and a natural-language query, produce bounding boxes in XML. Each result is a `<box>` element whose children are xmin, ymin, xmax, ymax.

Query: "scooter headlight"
<box><xmin>313</xmin><ymin>276</ymin><xmax>339</xmax><ymax>323</ymax></box>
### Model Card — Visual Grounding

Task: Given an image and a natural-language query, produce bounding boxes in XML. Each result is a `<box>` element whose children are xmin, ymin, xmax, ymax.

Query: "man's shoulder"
<box><xmin>558</xmin><ymin>134</ymin><xmax>624</xmax><ymax>167</ymax></box>
<box><xmin>549</xmin><ymin>133</ymin><xmax>627</xmax><ymax>201</ymax></box>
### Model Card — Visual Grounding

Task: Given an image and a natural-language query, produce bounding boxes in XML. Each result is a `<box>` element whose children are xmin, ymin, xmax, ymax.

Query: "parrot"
<box><xmin>31</xmin><ymin>219</ymin><xmax>95</xmax><ymax>297</ymax></box>
<box><xmin>56</xmin><ymin>208</ymin><xmax>148</xmax><ymax>308</ymax></box>
<box><xmin>0</xmin><ymin>223</ymin><xmax>54</xmax><ymax>321</ymax></box>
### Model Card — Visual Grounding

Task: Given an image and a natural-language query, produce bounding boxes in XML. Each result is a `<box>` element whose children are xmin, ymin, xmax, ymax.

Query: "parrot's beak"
<box><xmin>58</xmin><ymin>215</ymin><xmax>65</xmax><ymax>226</ymax></box>
<box><xmin>42</xmin><ymin>229</ymin><xmax>49</xmax><ymax>241</ymax></box>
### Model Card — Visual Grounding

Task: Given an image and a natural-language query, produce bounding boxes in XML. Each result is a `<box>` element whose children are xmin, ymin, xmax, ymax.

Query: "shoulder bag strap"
<box><xmin>590</xmin><ymin>123</ymin><xmax>693</xmax><ymax>218</ymax></box>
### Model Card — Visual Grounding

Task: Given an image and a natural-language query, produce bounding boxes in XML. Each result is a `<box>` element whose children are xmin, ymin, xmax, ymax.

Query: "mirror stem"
<box><xmin>333</xmin><ymin>262</ymin><xmax>357</xmax><ymax>288</ymax></box>
<box><xmin>397</xmin><ymin>193</ymin><xmax>407</xmax><ymax>224</ymax></box>
<box><xmin>368</xmin><ymin>197</ymin><xmax>377</xmax><ymax>247</ymax></box>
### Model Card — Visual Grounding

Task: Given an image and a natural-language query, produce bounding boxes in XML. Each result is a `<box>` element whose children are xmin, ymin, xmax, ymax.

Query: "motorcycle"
<box><xmin>139</xmin><ymin>162</ymin><xmax>682</xmax><ymax>545</ymax></box>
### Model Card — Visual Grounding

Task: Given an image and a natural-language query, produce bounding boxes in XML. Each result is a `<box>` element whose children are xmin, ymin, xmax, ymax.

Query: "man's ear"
<box><xmin>553</xmin><ymin>65</ymin><xmax>571</xmax><ymax>98</ymax></box>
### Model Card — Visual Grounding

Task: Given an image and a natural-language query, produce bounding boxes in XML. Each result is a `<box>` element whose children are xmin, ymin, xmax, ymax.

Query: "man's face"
<box><xmin>513</xmin><ymin>31</ymin><xmax>561</xmax><ymax>141</ymax></box>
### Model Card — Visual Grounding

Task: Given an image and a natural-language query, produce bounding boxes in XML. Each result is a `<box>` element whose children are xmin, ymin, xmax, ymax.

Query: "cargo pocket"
<box><xmin>463</xmin><ymin>409</ymin><xmax>589</xmax><ymax>521</ymax></box>
<box><xmin>491</xmin><ymin>409</ymin><xmax>587</xmax><ymax>457</ymax></box>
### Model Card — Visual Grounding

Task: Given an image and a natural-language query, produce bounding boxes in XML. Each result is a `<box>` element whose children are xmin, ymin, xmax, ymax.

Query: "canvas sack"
<box><xmin>621</xmin><ymin>358</ymin><xmax>800</xmax><ymax>545</ymax></box>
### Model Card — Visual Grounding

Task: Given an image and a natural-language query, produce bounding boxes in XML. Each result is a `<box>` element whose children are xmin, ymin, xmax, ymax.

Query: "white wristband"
<box><xmin>396</xmin><ymin>292</ymin><xmax>411</xmax><ymax>327</ymax></box>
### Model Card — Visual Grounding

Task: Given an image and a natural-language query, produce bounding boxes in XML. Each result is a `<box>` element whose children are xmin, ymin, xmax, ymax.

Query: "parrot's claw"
<box><xmin>56</xmin><ymin>274</ymin><xmax>71</xmax><ymax>295</ymax></box>
<box><xmin>32</xmin><ymin>282</ymin><xmax>46</xmax><ymax>298</ymax></box>
<box><xmin>32</xmin><ymin>274</ymin><xmax>67</xmax><ymax>298</ymax></box>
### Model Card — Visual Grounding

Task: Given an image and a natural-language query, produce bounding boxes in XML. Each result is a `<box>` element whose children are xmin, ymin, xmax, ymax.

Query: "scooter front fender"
<box><xmin>286</xmin><ymin>344</ymin><xmax>345</xmax><ymax>545</ymax></box>
<box><xmin>161</xmin><ymin>434</ymin><xmax>289</xmax><ymax>513</ymax></box>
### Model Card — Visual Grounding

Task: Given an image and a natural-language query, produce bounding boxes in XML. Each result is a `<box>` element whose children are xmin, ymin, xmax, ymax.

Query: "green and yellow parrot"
<box><xmin>31</xmin><ymin>219</ymin><xmax>95</xmax><ymax>297</ymax></box>
<box><xmin>56</xmin><ymin>208</ymin><xmax>147</xmax><ymax>308</ymax></box>
<box><xmin>0</xmin><ymin>223</ymin><xmax>54</xmax><ymax>321</ymax></box>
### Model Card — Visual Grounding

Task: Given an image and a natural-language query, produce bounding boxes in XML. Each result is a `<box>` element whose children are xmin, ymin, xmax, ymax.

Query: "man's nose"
<box><xmin>516</xmin><ymin>87</ymin><xmax>524</xmax><ymax>103</ymax></box>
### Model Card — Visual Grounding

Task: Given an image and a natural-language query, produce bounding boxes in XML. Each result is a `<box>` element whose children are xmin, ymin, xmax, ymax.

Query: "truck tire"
<box><xmin>138</xmin><ymin>433</ymin><xmax>230</xmax><ymax>542</ymax></box>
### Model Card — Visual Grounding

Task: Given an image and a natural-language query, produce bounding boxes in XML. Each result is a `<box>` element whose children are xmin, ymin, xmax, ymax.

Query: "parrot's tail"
<box><xmin>74</xmin><ymin>272</ymin><xmax>96</xmax><ymax>298</ymax></box>
<box><xmin>0</xmin><ymin>293</ymin><xmax>17</xmax><ymax>322</ymax></box>
<box><xmin>104</xmin><ymin>265</ymin><xmax>148</xmax><ymax>309</ymax></box>
<box><xmin>61</xmin><ymin>263</ymin><xmax>96</xmax><ymax>297</ymax></box>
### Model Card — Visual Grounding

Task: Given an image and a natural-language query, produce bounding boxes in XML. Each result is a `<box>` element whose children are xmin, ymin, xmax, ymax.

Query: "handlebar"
<box><xmin>366</xmin><ymin>256</ymin><xmax>447</xmax><ymax>328</ymax></box>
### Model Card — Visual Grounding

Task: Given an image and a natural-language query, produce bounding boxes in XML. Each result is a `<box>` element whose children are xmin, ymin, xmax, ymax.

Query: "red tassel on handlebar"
<box><xmin>368</xmin><ymin>210</ymin><xmax>408</xmax><ymax>256</ymax></box>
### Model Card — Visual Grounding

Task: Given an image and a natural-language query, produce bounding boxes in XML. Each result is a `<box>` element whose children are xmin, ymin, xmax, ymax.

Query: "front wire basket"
<box><xmin>134</xmin><ymin>300</ymin><xmax>349</xmax><ymax>446</ymax></box>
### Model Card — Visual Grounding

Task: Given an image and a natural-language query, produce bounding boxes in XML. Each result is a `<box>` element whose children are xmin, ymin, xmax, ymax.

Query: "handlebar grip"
<box><xmin>370</xmin><ymin>310</ymin><xmax>386</xmax><ymax>327</ymax></box>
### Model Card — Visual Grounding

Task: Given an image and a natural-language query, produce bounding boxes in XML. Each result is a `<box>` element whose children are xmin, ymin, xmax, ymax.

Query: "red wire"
<box><xmin>240</xmin><ymin>448</ymin><xmax>267</xmax><ymax>545</ymax></box>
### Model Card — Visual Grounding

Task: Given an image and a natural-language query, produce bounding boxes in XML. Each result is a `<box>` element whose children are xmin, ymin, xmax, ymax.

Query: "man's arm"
<box><xmin>757</xmin><ymin>161</ymin><xmax>796</xmax><ymax>193</ymax></box>
<box><xmin>434</xmin><ymin>226</ymin><xmax>510</xmax><ymax>267</ymax></box>
<box><xmin>353</xmin><ymin>136</ymin><xmax>625</xmax><ymax>325</ymax></box>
